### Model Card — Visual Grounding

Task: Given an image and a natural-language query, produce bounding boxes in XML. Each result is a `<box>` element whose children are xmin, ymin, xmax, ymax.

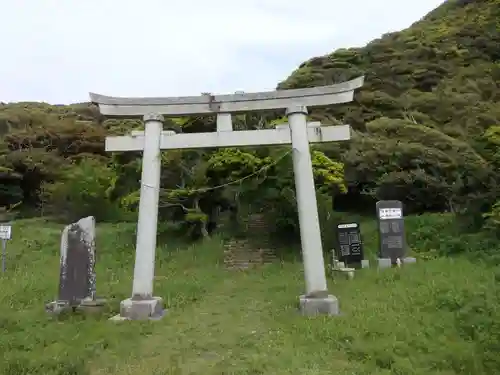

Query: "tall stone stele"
<box><xmin>375</xmin><ymin>200</ymin><xmax>417</xmax><ymax>268</ymax></box>
<box><xmin>46</xmin><ymin>216</ymin><xmax>106</xmax><ymax>314</ymax></box>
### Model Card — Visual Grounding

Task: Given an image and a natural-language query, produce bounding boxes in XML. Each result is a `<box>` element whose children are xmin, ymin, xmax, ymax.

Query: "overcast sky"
<box><xmin>1</xmin><ymin>0</ymin><xmax>445</xmax><ymax>104</ymax></box>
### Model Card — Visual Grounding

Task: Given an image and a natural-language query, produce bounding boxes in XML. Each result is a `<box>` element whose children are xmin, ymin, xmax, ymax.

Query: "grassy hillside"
<box><xmin>1</xmin><ymin>214</ymin><xmax>499</xmax><ymax>375</ymax></box>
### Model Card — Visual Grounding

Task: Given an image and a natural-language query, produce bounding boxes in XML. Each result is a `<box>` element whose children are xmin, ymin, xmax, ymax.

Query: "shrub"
<box><xmin>40</xmin><ymin>158</ymin><xmax>131</xmax><ymax>223</ymax></box>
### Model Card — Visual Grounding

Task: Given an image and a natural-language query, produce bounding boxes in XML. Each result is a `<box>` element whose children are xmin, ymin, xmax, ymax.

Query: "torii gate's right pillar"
<box><xmin>287</xmin><ymin>105</ymin><xmax>338</xmax><ymax>315</ymax></box>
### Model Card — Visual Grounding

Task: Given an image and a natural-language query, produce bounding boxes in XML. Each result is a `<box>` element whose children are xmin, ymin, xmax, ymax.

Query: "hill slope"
<box><xmin>280</xmin><ymin>0</ymin><xmax>500</xmax><ymax>132</ymax></box>
<box><xmin>279</xmin><ymin>0</ymin><xmax>500</xmax><ymax>217</ymax></box>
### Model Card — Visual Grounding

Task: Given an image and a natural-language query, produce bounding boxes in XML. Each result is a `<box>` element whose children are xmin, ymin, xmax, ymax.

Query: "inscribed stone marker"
<box><xmin>376</xmin><ymin>200</ymin><xmax>406</xmax><ymax>263</ymax></box>
<box><xmin>335</xmin><ymin>222</ymin><xmax>364</xmax><ymax>267</ymax></box>
<box><xmin>58</xmin><ymin>216</ymin><xmax>96</xmax><ymax>304</ymax></box>
<box><xmin>46</xmin><ymin>216</ymin><xmax>105</xmax><ymax>314</ymax></box>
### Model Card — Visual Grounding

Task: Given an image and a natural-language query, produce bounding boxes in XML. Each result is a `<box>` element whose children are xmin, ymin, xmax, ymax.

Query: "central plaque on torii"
<box><xmin>90</xmin><ymin>76</ymin><xmax>364</xmax><ymax>320</ymax></box>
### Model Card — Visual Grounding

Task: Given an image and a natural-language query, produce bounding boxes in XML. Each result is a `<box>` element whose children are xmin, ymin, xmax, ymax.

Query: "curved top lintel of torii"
<box><xmin>89</xmin><ymin>76</ymin><xmax>365</xmax><ymax>118</ymax></box>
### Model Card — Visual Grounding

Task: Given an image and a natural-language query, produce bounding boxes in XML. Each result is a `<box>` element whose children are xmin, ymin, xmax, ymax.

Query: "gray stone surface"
<box><xmin>403</xmin><ymin>257</ymin><xmax>417</xmax><ymax>264</ymax></box>
<box><xmin>58</xmin><ymin>216</ymin><xmax>96</xmax><ymax>304</ymax></box>
<box><xmin>299</xmin><ymin>294</ymin><xmax>339</xmax><ymax>316</ymax></box>
<box><xmin>47</xmin><ymin>217</ymin><xmax>106</xmax><ymax>315</ymax></box>
<box><xmin>335</xmin><ymin>222</ymin><xmax>364</xmax><ymax>267</ymax></box>
<box><xmin>45</xmin><ymin>300</ymin><xmax>71</xmax><ymax>315</ymax></box>
<box><xmin>378</xmin><ymin>258</ymin><xmax>392</xmax><ymax>269</ymax></box>
<box><xmin>110</xmin><ymin>297</ymin><xmax>165</xmax><ymax>321</ymax></box>
<box><xmin>77</xmin><ymin>298</ymin><xmax>107</xmax><ymax>314</ymax></box>
<box><xmin>361</xmin><ymin>259</ymin><xmax>370</xmax><ymax>269</ymax></box>
<box><xmin>376</xmin><ymin>200</ymin><xmax>407</xmax><ymax>263</ymax></box>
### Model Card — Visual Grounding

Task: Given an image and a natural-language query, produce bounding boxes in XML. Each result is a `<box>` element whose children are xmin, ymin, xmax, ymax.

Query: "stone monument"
<box><xmin>376</xmin><ymin>200</ymin><xmax>417</xmax><ymax>268</ymax></box>
<box><xmin>46</xmin><ymin>216</ymin><xmax>106</xmax><ymax>314</ymax></box>
<box><xmin>334</xmin><ymin>222</ymin><xmax>367</xmax><ymax>268</ymax></box>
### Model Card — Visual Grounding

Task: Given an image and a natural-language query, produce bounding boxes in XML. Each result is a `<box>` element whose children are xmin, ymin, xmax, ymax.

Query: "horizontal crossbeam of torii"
<box><xmin>104</xmin><ymin>122</ymin><xmax>350</xmax><ymax>151</ymax></box>
<box><xmin>90</xmin><ymin>76</ymin><xmax>364</xmax><ymax>320</ymax></box>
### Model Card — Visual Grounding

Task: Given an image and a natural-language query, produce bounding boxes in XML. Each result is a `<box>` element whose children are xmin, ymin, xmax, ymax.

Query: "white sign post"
<box><xmin>90</xmin><ymin>76</ymin><xmax>364</xmax><ymax>319</ymax></box>
<box><xmin>0</xmin><ymin>223</ymin><xmax>12</xmax><ymax>274</ymax></box>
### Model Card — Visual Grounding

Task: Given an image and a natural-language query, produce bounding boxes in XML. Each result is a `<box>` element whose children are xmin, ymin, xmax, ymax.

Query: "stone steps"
<box><xmin>223</xmin><ymin>213</ymin><xmax>276</xmax><ymax>270</ymax></box>
<box><xmin>224</xmin><ymin>245</ymin><xmax>276</xmax><ymax>270</ymax></box>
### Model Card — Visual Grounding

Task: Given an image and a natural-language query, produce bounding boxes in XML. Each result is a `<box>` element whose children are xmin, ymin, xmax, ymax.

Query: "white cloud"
<box><xmin>0</xmin><ymin>0</ymin><xmax>445</xmax><ymax>103</ymax></box>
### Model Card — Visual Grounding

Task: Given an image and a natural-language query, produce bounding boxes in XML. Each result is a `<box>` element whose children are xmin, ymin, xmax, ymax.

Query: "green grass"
<box><xmin>1</xmin><ymin>215</ymin><xmax>499</xmax><ymax>374</ymax></box>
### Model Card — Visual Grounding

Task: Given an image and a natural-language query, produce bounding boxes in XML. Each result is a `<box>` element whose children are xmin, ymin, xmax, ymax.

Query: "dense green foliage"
<box><xmin>0</xmin><ymin>0</ymin><xmax>499</xmax><ymax>238</ymax></box>
<box><xmin>1</xmin><ymin>215</ymin><xmax>500</xmax><ymax>374</ymax></box>
<box><xmin>280</xmin><ymin>0</ymin><xmax>500</xmax><ymax>228</ymax></box>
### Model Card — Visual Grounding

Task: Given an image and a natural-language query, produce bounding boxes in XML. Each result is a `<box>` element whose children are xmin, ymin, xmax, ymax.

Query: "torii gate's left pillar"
<box><xmin>112</xmin><ymin>114</ymin><xmax>166</xmax><ymax>321</ymax></box>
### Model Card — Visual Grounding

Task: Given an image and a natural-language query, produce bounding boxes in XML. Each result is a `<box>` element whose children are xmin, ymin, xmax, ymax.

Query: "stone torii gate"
<box><xmin>90</xmin><ymin>76</ymin><xmax>364</xmax><ymax>320</ymax></box>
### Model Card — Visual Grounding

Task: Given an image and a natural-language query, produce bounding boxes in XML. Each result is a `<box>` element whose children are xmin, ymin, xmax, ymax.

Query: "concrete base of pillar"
<box><xmin>299</xmin><ymin>294</ymin><xmax>339</xmax><ymax>316</ymax></box>
<box><xmin>110</xmin><ymin>296</ymin><xmax>165</xmax><ymax>321</ymax></box>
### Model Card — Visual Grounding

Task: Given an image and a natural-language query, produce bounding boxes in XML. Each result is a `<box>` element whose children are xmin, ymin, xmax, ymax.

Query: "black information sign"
<box><xmin>335</xmin><ymin>222</ymin><xmax>364</xmax><ymax>267</ymax></box>
<box><xmin>376</xmin><ymin>200</ymin><xmax>406</xmax><ymax>263</ymax></box>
